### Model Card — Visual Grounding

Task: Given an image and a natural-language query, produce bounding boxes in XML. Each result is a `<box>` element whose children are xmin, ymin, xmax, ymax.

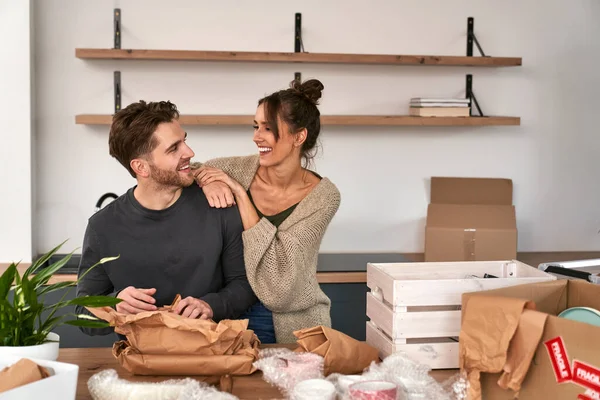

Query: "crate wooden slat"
<box><xmin>366</xmin><ymin>260</ymin><xmax>554</xmax><ymax>307</ymax></box>
<box><xmin>366</xmin><ymin>322</ymin><xmax>458</xmax><ymax>369</ymax></box>
<box><xmin>367</xmin><ymin>293</ymin><xmax>461</xmax><ymax>339</ymax></box>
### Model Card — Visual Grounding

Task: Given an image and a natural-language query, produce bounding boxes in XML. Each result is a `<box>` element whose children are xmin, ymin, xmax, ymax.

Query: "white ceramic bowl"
<box><xmin>291</xmin><ymin>378</ymin><xmax>337</xmax><ymax>400</ymax></box>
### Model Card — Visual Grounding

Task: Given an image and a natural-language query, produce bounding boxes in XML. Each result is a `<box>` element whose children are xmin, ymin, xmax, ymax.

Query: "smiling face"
<box><xmin>253</xmin><ymin>103</ymin><xmax>302</xmax><ymax>167</ymax></box>
<box><xmin>136</xmin><ymin>120</ymin><xmax>195</xmax><ymax>188</ymax></box>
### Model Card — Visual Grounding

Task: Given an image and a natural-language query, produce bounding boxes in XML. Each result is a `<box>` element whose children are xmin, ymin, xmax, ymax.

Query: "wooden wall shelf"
<box><xmin>75</xmin><ymin>114</ymin><xmax>520</xmax><ymax>127</ymax></box>
<box><xmin>75</xmin><ymin>48</ymin><xmax>521</xmax><ymax>67</ymax></box>
<box><xmin>75</xmin><ymin>17</ymin><xmax>521</xmax><ymax>128</ymax></box>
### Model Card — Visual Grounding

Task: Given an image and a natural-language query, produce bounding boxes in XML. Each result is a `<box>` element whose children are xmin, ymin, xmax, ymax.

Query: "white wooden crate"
<box><xmin>366</xmin><ymin>260</ymin><xmax>556</xmax><ymax>369</ymax></box>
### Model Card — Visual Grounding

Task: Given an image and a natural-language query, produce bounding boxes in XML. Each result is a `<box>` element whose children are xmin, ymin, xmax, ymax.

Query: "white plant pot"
<box><xmin>0</xmin><ymin>332</ymin><xmax>60</xmax><ymax>361</ymax></box>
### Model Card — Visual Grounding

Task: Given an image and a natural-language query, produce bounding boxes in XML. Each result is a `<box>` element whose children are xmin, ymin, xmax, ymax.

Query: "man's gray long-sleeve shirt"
<box><xmin>75</xmin><ymin>184</ymin><xmax>257</xmax><ymax>336</ymax></box>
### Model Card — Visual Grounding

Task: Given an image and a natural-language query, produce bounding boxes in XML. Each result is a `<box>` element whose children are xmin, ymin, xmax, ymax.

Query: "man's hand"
<box><xmin>172</xmin><ymin>296</ymin><xmax>213</xmax><ymax>319</ymax></box>
<box><xmin>116</xmin><ymin>287</ymin><xmax>157</xmax><ymax>314</ymax></box>
<box><xmin>201</xmin><ymin>181</ymin><xmax>236</xmax><ymax>208</ymax></box>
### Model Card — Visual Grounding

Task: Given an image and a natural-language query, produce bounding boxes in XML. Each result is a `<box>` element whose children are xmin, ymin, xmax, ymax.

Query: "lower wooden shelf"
<box><xmin>75</xmin><ymin>114</ymin><xmax>520</xmax><ymax>127</ymax></box>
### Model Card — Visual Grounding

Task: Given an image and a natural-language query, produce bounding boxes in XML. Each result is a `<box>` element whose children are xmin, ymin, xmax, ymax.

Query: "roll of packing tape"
<box><xmin>291</xmin><ymin>379</ymin><xmax>336</xmax><ymax>400</ymax></box>
<box><xmin>557</xmin><ymin>307</ymin><xmax>600</xmax><ymax>327</ymax></box>
<box><xmin>349</xmin><ymin>380</ymin><xmax>398</xmax><ymax>400</ymax></box>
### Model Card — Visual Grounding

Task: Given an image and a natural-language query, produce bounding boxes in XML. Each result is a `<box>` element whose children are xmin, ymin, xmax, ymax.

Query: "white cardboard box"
<box><xmin>365</xmin><ymin>260</ymin><xmax>556</xmax><ymax>369</ymax></box>
<box><xmin>0</xmin><ymin>356</ymin><xmax>79</xmax><ymax>400</ymax></box>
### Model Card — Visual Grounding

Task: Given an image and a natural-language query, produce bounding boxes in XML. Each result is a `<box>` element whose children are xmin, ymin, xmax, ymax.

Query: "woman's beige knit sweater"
<box><xmin>194</xmin><ymin>154</ymin><xmax>341</xmax><ymax>343</ymax></box>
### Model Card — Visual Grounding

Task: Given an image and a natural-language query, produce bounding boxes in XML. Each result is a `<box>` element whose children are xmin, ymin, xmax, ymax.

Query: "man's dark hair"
<box><xmin>108</xmin><ymin>100</ymin><xmax>180</xmax><ymax>177</ymax></box>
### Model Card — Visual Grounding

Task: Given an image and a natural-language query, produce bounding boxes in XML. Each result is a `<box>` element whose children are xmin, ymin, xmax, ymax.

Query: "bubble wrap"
<box><xmin>87</xmin><ymin>369</ymin><xmax>238</xmax><ymax>400</ymax></box>
<box><xmin>252</xmin><ymin>348</ymin><xmax>325</xmax><ymax>397</ymax></box>
<box><xmin>360</xmin><ymin>352</ymin><xmax>468</xmax><ymax>400</ymax></box>
<box><xmin>324</xmin><ymin>352</ymin><xmax>468</xmax><ymax>400</ymax></box>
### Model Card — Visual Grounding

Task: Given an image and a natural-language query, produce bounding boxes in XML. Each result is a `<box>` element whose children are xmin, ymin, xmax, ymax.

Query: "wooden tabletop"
<box><xmin>58</xmin><ymin>346</ymin><xmax>456</xmax><ymax>400</ymax></box>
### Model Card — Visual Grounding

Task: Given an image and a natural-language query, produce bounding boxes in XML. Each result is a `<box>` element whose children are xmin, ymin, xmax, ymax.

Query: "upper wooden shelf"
<box><xmin>76</xmin><ymin>114</ymin><xmax>520</xmax><ymax>127</ymax></box>
<box><xmin>75</xmin><ymin>48</ymin><xmax>522</xmax><ymax>67</ymax></box>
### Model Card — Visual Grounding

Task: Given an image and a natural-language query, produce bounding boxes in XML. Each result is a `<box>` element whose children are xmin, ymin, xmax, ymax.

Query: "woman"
<box><xmin>192</xmin><ymin>78</ymin><xmax>341</xmax><ymax>344</ymax></box>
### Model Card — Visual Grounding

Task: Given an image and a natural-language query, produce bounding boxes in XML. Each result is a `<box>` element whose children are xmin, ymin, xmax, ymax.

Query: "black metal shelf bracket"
<box><xmin>467</xmin><ymin>17</ymin><xmax>488</xmax><ymax>57</ymax></box>
<box><xmin>114</xmin><ymin>9</ymin><xmax>121</xmax><ymax>49</ymax></box>
<box><xmin>114</xmin><ymin>71</ymin><xmax>121</xmax><ymax>114</ymax></box>
<box><xmin>294</xmin><ymin>72</ymin><xmax>302</xmax><ymax>84</ymax></box>
<box><xmin>295</xmin><ymin>13</ymin><xmax>304</xmax><ymax>52</ymax></box>
<box><xmin>466</xmin><ymin>74</ymin><xmax>485</xmax><ymax>117</ymax></box>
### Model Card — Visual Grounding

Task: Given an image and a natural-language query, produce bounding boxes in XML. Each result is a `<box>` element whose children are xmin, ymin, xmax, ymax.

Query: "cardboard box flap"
<box><xmin>461</xmin><ymin>280</ymin><xmax>567</xmax><ymax>320</ymax></box>
<box><xmin>567</xmin><ymin>279</ymin><xmax>600</xmax><ymax>310</ymax></box>
<box><xmin>426</xmin><ymin>204</ymin><xmax>516</xmax><ymax>229</ymax></box>
<box><xmin>431</xmin><ymin>177</ymin><xmax>513</xmax><ymax>205</ymax></box>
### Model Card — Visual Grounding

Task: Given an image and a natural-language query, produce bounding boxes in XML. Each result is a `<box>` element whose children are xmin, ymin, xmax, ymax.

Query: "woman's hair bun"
<box><xmin>290</xmin><ymin>78</ymin><xmax>324</xmax><ymax>105</ymax></box>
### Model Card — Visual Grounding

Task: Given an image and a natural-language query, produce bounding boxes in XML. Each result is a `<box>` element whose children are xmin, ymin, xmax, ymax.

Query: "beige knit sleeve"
<box><xmin>190</xmin><ymin>155</ymin><xmax>258</xmax><ymax>190</ymax></box>
<box><xmin>241</xmin><ymin>188</ymin><xmax>341</xmax><ymax>312</ymax></box>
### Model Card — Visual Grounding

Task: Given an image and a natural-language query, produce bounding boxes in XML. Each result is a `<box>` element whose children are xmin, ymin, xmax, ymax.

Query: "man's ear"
<box><xmin>130</xmin><ymin>158</ymin><xmax>149</xmax><ymax>178</ymax></box>
<box><xmin>295</xmin><ymin>128</ymin><xmax>308</xmax><ymax>147</ymax></box>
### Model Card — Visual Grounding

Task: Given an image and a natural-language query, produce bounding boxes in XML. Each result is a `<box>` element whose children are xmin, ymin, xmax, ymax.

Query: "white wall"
<box><xmin>0</xmin><ymin>1</ymin><xmax>33</xmax><ymax>263</ymax></box>
<box><xmin>27</xmin><ymin>0</ymin><xmax>600</xmax><ymax>257</ymax></box>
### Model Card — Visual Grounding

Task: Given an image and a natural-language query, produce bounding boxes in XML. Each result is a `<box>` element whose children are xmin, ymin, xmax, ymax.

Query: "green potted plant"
<box><xmin>0</xmin><ymin>240</ymin><xmax>121</xmax><ymax>360</ymax></box>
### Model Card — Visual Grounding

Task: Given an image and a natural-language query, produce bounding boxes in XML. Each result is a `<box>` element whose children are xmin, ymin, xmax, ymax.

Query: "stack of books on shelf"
<box><xmin>409</xmin><ymin>98</ymin><xmax>471</xmax><ymax>117</ymax></box>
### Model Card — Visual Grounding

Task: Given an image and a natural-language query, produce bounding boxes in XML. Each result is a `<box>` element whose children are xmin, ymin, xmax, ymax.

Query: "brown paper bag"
<box><xmin>87</xmin><ymin>297</ymin><xmax>260</xmax><ymax>376</ymax></box>
<box><xmin>293</xmin><ymin>325</ymin><xmax>379</xmax><ymax>375</ymax></box>
<box><xmin>459</xmin><ymin>295</ymin><xmax>548</xmax><ymax>400</ymax></box>
<box><xmin>0</xmin><ymin>358</ymin><xmax>51</xmax><ymax>393</ymax></box>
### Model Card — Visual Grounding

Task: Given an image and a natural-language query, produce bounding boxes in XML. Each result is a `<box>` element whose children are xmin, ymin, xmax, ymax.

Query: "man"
<box><xmin>76</xmin><ymin>100</ymin><xmax>257</xmax><ymax>336</ymax></box>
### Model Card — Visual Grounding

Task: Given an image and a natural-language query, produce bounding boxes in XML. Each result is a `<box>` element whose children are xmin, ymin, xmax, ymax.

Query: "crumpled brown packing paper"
<box><xmin>459</xmin><ymin>295</ymin><xmax>548</xmax><ymax>400</ymax></box>
<box><xmin>87</xmin><ymin>296</ymin><xmax>260</xmax><ymax>376</ymax></box>
<box><xmin>293</xmin><ymin>325</ymin><xmax>379</xmax><ymax>375</ymax></box>
<box><xmin>111</xmin><ymin>339</ymin><xmax>257</xmax><ymax>376</ymax></box>
<box><xmin>0</xmin><ymin>358</ymin><xmax>51</xmax><ymax>393</ymax></box>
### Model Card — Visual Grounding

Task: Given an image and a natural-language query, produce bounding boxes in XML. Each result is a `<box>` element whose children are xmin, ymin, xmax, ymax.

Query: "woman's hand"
<box><xmin>195</xmin><ymin>167</ymin><xmax>244</xmax><ymax>197</ymax></box>
<box><xmin>195</xmin><ymin>167</ymin><xmax>260</xmax><ymax>230</ymax></box>
<box><xmin>202</xmin><ymin>181</ymin><xmax>236</xmax><ymax>208</ymax></box>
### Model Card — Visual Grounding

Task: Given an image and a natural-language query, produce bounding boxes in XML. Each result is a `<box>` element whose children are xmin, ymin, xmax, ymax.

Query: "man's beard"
<box><xmin>148</xmin><ymin>163</ymin><xmax>194</xmax><ymax>189</ymax></box>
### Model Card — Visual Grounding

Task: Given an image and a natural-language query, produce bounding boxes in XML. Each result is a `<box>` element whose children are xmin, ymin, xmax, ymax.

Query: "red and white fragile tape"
<box><xmin>545</xmin><ymin>336</ymin><xmax>600</xmax><ymax>399</ymax></box>
<box><xmin>578</xmin><ymin>389</ymin><xmax>599</xmax><ymax>400</ymax></box>
<box><xmin>545</xmin><ymin>336</ymin><xmax>572</xmax><ymax>383</ymax></box>
<box><xmin>572</xmin><ymin>361</ymin><xmax>600</xmax><ymax>394</ymax></box>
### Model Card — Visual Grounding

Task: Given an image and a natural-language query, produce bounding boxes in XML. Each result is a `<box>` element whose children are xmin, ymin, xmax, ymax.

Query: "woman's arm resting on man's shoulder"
<box><xmin>191</xmin><ymin>156</ymin><xmax>258</xmax><ymax>208</ymax></box>
<box><xmin>191</xmin><ymin>161</ymin><xmax>236</xmax><ymax>208</ymax></box>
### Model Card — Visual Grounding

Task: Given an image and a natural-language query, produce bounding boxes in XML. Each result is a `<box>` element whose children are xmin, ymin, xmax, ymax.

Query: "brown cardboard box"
<box><xmin>460</xmin><ymin>280</ymin><xmax>600</xmax><ymax>399</ymax></box>
<box><xmin>424</xmin><ymin>177</ymin><xmax>517</xmax><ymax>262</ymax></box>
